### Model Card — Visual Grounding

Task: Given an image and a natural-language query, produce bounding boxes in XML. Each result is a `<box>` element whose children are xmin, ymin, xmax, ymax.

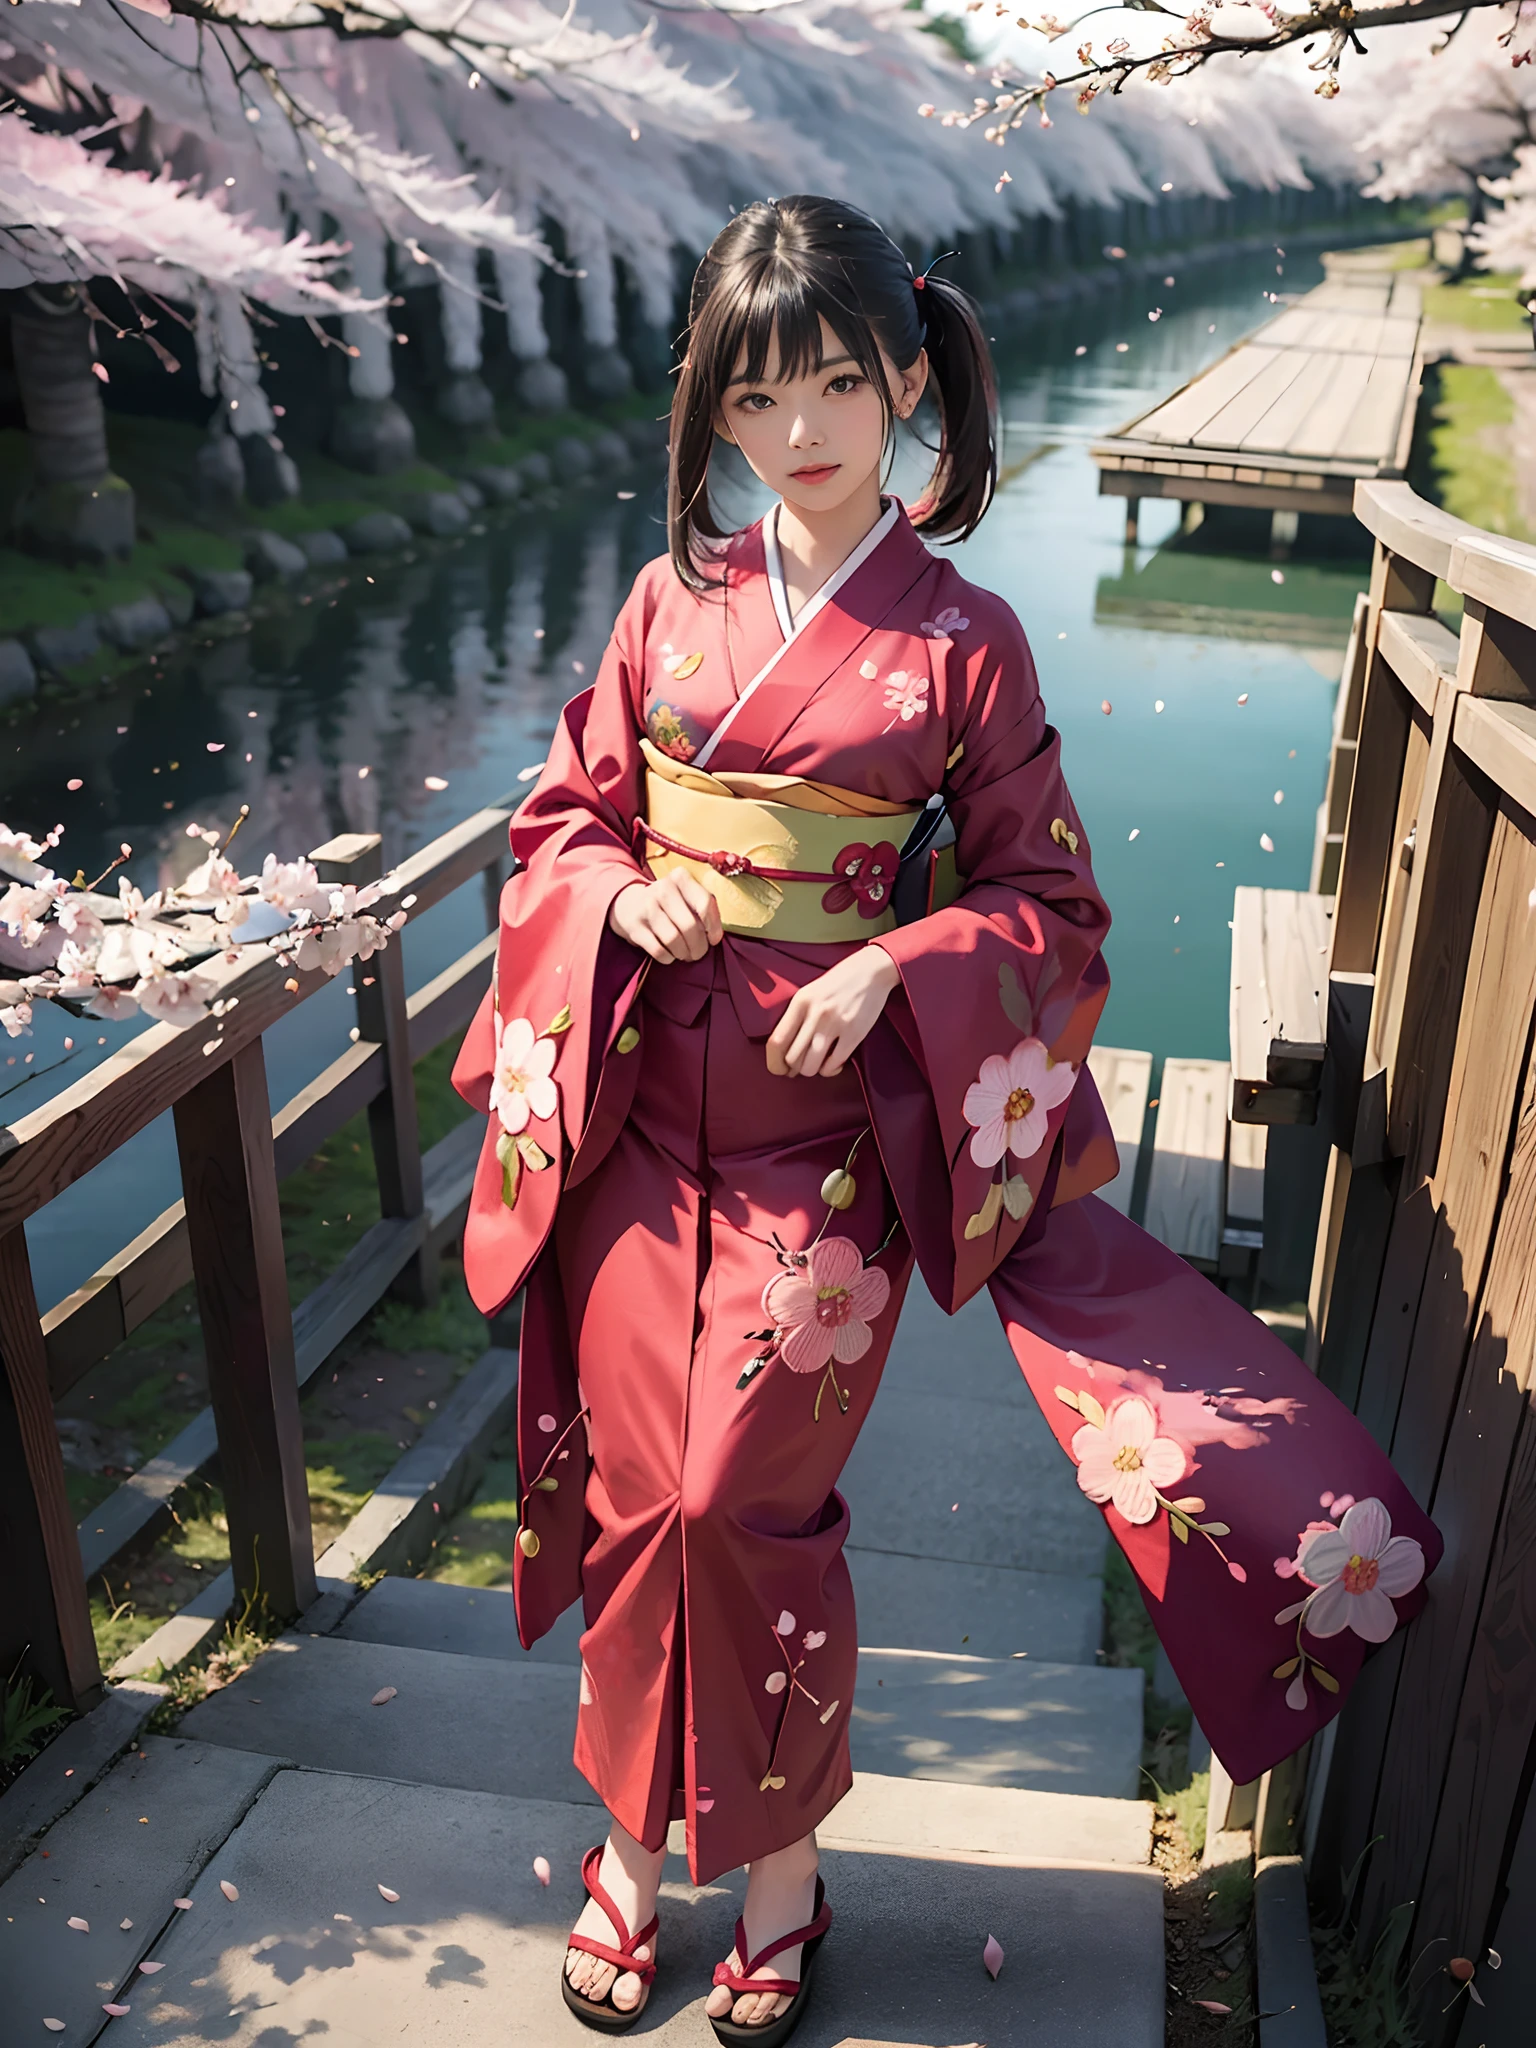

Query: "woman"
<box><xmin>453</xmin><ymin>197</ymin><xmax>1439</xmax><ymax>2043</ymax></box>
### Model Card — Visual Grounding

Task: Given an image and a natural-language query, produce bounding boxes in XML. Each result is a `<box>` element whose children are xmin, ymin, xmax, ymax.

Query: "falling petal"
<box><xmin>533</xmin><ymin>1857</ymin><xmax>551</xmax><ymax>1886</ymax></box>
<box><xmin>173</xmin><ymin>1899</ymin><xmax>193</xmax><ymax>1910</ymax></box>
<box><xmin>983</xmin><ymin>1933</ymin><xmax>1004</xmax><ymax>1978</ymax></box>
<box><xmin>138</xmin><ymin>1960</ymin><xmax>164</xmax><ymax>1974</ymax></box>
<box><xmin>219</xmin><ymin>1880</ymin><xmax>239</xmax><ymax>1902</ymax></box>
<box><xmin>1154</xmin><ymin>699</ymin><xmax>1165</xmax><ymax>713</ymax></box>
<box><xmin>1194</xmin><ymin>2000</ymin><xmax>1232</xmax><ymax>2013</ymax></box>
<box><xmin>775</xmin><ymin>1610</ymin><xmax>795</xmax><ymax>1634</ymax></box>
<box><xmin>372</xmin><ymin>1687</ymin><xmax>397</xmax><ymax>1706</ymax></box>
<box><xmin>1488</xmin><ymin>1949</ymin><xmax>1503</xmax><ymax>1969</ymax></box>
<box><xmin>765</xmin><ymin>1671</ymin><xmax>788</xmax><ymax>1694</ymax></box>
<box><xmin>103</xmin><ymin>2005</ymin><xmax>131</xmax><ymax>2017</ymax></box>
<box><xmin>1260</xmin><ymin>834</ymin><xmax>1275</xmax><ymax>853</ymax></box>
<box><xmin>67</xmin><ymin>778</ymin><xmax>83</xmax><ymax>791</ymax></box>
<box><xmin>1101</xmin><ymin>700</ymin><xmax>1112</xmax><ymax>715</ymax></box>
<box><xmin>1128</xmin><ymin>828</ymin><xmax>1139</xmax><ymax>841</ymax></box>
<box><xmin>696</xmin><ymin>1798</ymin><xmax>715</xmax><ymax>1812</ymax></box>
<box><xmin>378</xmin><ymin>1885</ymin><xmax>400</xmax><ymax>1903</ymax></box>
<box><xmin>424</xmin><ymin>776</ymin><xmax>449</xmax><ymax>791</ymax></box>
<box><xmin>68</xmin><ymin>1915</ymin><xmax>89</xmax><ymax>1931</ymax></box>
<box><xmin>334</xmin><ymin>1913</ymin><xmax>352</xmax><ymax>1922</ymax></box>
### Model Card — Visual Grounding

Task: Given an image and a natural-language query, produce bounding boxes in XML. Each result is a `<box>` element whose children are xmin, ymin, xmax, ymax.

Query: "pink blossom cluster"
<box><xmin>0</xmin><ymin>820</ymin><xmax>409</xmax><ymax>1039</ymax></box>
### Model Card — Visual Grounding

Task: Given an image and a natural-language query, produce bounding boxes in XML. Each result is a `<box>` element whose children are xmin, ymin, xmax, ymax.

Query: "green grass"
<box><xmin>1420</xmin><ymin>362</ymin><xmax>1529</xmax><ymax>544</ymax></box>
<box><xmin>425</xmin><ymin>1440</ymin><xmax>522</xmax><ymax>1587</ymax></box>
<box><xmin>1422</xmin><ymin>269</ymin><xmax>1532</xmax><ymax>333</ymax></box>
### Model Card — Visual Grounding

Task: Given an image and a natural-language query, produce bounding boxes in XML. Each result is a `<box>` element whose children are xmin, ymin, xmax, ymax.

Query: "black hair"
<box><xmin>667</xmin><ymin>195</ymin><xmax>998</xmax><ymax>591</ymax></box>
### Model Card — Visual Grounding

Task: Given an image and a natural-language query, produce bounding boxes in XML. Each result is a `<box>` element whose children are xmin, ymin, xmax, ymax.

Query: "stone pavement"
<box><xmin>3</xmin><ymin>1278</ymin><xmax>1161</xmax><ymax>2044</ymax></box>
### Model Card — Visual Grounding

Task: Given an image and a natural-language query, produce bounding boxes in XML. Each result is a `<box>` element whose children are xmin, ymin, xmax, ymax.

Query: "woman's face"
<box><xmin>716</xmin><ymin>315</ymin><xmax>927</xmax><ymax>520</ymax></box>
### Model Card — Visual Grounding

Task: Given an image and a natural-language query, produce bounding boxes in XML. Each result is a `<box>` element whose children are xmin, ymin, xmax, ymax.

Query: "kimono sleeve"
<box><xmin>870</xmin><ymin>596</ymin><xmax>1117</xmax><ymax>1306</ymax></box>
<box><xmin>453</xmin><ymin>560</ymin><xmax>661</xmax><ymax>1315</ymax></box>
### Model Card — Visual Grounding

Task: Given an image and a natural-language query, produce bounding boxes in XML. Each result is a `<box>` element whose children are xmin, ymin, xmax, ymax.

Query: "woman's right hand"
<box><xmin>608</xmin><ymin>871</ymin><xmax>724</xmax><ymax>963</ymax></box>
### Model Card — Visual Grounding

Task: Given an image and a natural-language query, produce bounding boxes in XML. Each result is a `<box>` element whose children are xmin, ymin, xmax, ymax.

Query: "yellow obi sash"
<box><xmin>640</xmin><ymin>739</ymin><xmax>923</xmax><ymax>941</ymax></box>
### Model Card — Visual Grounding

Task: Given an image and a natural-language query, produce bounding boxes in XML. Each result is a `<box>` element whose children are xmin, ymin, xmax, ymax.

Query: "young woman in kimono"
<box><xmin>452</xmin><ymin>196</ymin><xmax>1440</xmax><ymax>2041</ymax></box>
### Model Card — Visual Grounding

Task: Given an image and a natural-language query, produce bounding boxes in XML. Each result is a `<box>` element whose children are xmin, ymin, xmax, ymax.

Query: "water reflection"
<box><xmin>7</xmin><ymin>247</ymin><xmax>1373</xmax><ymax>1307</ymax></box>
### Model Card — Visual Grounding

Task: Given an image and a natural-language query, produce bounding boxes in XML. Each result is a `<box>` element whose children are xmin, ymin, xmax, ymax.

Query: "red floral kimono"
<box><xmin>453</xmin><ymin>503</ymin><xmax>1440</xmax><ymax>1885</ymax></box>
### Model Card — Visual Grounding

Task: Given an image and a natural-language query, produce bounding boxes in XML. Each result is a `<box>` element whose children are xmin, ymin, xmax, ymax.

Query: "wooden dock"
<box><xmin>1091</xmin><ymin>259</ymin><xmax>1423</xmax><ymax>549</ymax></box>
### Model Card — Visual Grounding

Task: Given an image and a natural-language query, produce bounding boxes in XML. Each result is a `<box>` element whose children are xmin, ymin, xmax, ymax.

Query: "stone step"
<box><xmin>178</xmin><ymin>1631</ymin><xmax>601</xmax><ymax>1809</ymax></box>
<box><xmin>852</xmin><ymin>1647</ymin><xmax>1144</xmax><ymax>1801</ymax></box>
<box><xmin>0</xmin><ymin>1736</ymin><xmax>279</xmax><ymax>2042</ymax></box>
<box><xmin>106</xmin><ymin>1763</ymin><xmax>1163</xmax><ymax>2046</ymax></box>
<box><xmin>226</xmin><ymin>1594</ymin><xmax>1143</xmax><ymax>1803</ymax></box>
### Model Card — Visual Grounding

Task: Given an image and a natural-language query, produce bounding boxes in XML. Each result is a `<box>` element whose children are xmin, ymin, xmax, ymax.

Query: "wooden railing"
<box><xmin>0</xmin><ymin>799</ymin><xmax>513</xmax><ymax>1716</ymax></box>
<box><xmin>1295</xmin><ymin>478</ymin><xmax>1536</xmax><ymax>2035</ymax></box>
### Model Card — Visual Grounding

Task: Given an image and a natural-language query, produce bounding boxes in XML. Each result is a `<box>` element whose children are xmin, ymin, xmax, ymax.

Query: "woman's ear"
<box><xmin>894</xmin><ymin>349</ymin><xmax>929</xmax><ymax>421</ymax></box>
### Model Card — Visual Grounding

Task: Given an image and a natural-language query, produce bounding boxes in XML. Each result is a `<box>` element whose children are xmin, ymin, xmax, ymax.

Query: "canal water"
<box><xmin>8</xmin><ymin>245</ymin><xmax>1368</xmax><ymax>1312</ymax></box>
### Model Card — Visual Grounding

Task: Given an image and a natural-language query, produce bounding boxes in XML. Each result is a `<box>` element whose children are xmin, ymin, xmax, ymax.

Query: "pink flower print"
<box><xmin>1274</xmin><ymin>1522</ymin><xmax>1336</xmax><ymax>1579</ymax></box>
<box><xmin>490</xmin><ymin>1014</ymin><xmax>557</xmax><ymax>1136</ymax></box>
<box><xmin>1293</xmin><ymin>1498</ymin><xmax>1425</xmax><ymax>1644</ymax></box>
<box><xmin>920</xmin><ymin>606</ymin><xmax>969</xmax><ymax>639</ymax></box>
<box><xmin>963</xmin><ymin>1036</ymin><xmax>1077</xmax><ymax>1168</ymax></box>
<box><xmin>1071</xmin><ymin>1394</ymin><xmax>1187</xmax><ymax>1524</ymax></box>
<box><xmin>821</xmin><ymin>840</ymin><xmax>900</xmax><ymax>919</ymax></box>
<box><xmin>882</xmin><ymin>671</ymin><xmax>930</xmax><ymax>722</ymax></box>
<box><xmin>761</xmin><ymin>1236</ymin><xmax>892</xmax><ymax>1374</ymax></box>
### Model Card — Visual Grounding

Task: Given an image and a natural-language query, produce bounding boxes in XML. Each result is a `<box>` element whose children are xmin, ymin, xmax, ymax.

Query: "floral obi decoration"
<box><xmin>638</xmin><ymin>740</ymin><xmax>923</xmax><ymax>943</ymax></box>
<box><xmin>820</xmin><ymin>842</ymin><xmax>900</xmax><ymax>920</ymax></box>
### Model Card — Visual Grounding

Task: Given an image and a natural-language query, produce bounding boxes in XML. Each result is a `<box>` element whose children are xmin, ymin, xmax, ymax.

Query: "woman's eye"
<box><xmin>738</xmin><ymin>392</ymin><xmax>772</xmax><ymax>412</ymax></box>
<box><xmin>827</xmin><ymin>374</ymin><xmax>863</xmax><ymax>395</ymax></box>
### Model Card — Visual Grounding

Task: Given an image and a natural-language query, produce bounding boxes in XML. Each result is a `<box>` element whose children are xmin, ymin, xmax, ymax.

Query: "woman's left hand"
<box><xmin>766</xmin><ymin>946</ymin><xmax>901</xmax><ymax>1079</ymax></box>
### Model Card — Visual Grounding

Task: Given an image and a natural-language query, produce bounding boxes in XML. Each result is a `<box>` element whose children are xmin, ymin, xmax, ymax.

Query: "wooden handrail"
<box><xmin>1351</xmin><ymin>479</ymin><xmax>1484</xmax><ymax>583</ymax></box>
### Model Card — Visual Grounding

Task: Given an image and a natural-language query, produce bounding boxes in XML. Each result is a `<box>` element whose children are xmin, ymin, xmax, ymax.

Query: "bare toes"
<box><xmin>706</xmin><ymin>1985</ymin><xmax>734</xmax><ymax>2019</ymax></box>
<box><xmin>612</xmin><ymin>1970</ymin><xmax>643</xmax><ymax>2012</ymax></box>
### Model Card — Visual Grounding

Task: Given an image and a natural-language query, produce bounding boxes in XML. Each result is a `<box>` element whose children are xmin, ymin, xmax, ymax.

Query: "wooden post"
<box><xmin>1124</xmin><ymin>496</ymin><xmax>1140</xmax><ymax>547</ymax></box>
<box><xmin>313</xmin><ymin>832</ymin><xmax>431</xmax><ymax>1304</ymax></box>
<box><xmin>0</xmin><ymin>1228</ymin><xmax>101</xmax><ymax>1712</ymax></box>
<box><xmin>174</xmin><ymin>1040</ymin><xmax>316</xmax><ymax>1622</ymax></box>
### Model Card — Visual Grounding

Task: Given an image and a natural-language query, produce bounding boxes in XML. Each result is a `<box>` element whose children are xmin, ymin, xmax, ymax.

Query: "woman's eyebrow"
<box><xmin>725</xmin><ymin>352</ymin><xmax>858</xmax><ymax>389</ymax></box>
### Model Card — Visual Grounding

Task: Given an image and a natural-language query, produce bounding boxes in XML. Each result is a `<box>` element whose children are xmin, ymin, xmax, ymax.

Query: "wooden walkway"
<box><xmin>1091</xmin><ymin>260</ymin><xmax>1423</xmax><ymax>544</ymax></box>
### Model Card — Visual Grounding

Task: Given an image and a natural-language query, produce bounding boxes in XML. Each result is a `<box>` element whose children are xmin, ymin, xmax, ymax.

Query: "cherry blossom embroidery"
<box><xmin>962</xmin><ymin>1032</ymin><xmax>1081</xmax><ymax>1236</ymax></box>
<box><xmin>1056</xmin><ymin>1386</ymin><xmax>1249</xmax><ymax>1579</ymax></box>
<box><xmin>920</xmin><ymin>606</ymin><xmax>969</xmax><ymax>639</ymax></box>
<box><xmin>1072</xmin><ymin>1394</ymin><xmax>1185</xmax><ymax>1524</ymax></box>
<box><xmin>758</xmin><ymin>1609</ymin><xmax>834</xmax><ymax>1790</ymax></box>
<box><xmin>881</xmin><ymin>670</ymin><xmax>930</xmax><ymax>732</ymax></box>
<box><xmin>647</xmin><ymin>701</ymin><xmax>697</xmax><ymax>763</ymax></box>
<box><xmin>821</xmin><ymin>840</ymin><xmax>900</xmax><ymax>918</ymax></box>
<box><xmin>1273</xmin><ymin>1497</ymin><xmax>1426</xmax><ymax>1710</ymax></box>
<box><xmin>490</xmin><ymin>1003</ymin><xmax>572</xmax><ymax>1209</ymax></box>
<box><xmin>761</xmin><ymin>1234</ymin><xmax>892</xmax><ymax>1422</ymax></box>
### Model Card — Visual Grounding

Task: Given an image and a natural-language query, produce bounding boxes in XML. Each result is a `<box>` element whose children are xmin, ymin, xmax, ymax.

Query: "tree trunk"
<box><xmin>7</xmin><ymin>283</ymin><xmax>135</xmax><ymax>563</ymax></box>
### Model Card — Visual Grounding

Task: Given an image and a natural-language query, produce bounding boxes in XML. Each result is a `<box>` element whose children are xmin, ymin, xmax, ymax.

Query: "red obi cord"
<box><xmin>640</xmin><ymin>825</ymin><xmax>900</xmax><ymax>920</ymax></box>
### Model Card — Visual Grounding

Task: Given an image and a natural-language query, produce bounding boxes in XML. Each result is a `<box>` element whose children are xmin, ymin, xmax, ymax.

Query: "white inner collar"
<box><xmin>763</xmin><ymin>497</ymin><xmax>900</xmax><ymax>645</ymax></box>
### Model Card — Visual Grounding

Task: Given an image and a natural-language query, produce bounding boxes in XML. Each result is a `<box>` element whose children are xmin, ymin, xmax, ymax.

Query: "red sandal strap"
<box><xmin>566</xmin><ymin>1844</ymin><xmax>659</xmax><ymax>1984</ymax></box>
<box><xmin>716</xmin><ymin>1877</ymin><xmax>830</xmax><ymax>1993</ymax></box>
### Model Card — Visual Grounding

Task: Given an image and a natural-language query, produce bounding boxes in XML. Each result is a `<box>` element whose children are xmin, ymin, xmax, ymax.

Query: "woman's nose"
<box><xmin>787</xmin><ymin>412</ymin><xmax>821</xmax><ymax>449</ymax></box>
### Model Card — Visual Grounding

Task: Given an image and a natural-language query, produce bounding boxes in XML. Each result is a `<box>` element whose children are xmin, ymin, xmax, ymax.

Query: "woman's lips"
<box><xmin>790</xmin><ymin>463</ymin><xmax>840</xmax><ymax>484</ymax></box>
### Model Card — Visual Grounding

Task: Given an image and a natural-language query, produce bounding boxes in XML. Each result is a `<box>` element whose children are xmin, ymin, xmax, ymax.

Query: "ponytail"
<box><xmin>669</xmin><ymin>198</ymin><xmax>999</xmax><ymax>587</ymax></box>
<box><xmin>905</xmin><ymin>267</ymin><xmax>998</xmax><ymax>545</ymax></box>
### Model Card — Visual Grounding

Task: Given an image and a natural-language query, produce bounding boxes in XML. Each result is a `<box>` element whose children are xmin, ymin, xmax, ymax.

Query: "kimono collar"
<box><xmin>761</xmin><ymin>497</ymin><xmax>902</xmax><ymax>644</ymax></box>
